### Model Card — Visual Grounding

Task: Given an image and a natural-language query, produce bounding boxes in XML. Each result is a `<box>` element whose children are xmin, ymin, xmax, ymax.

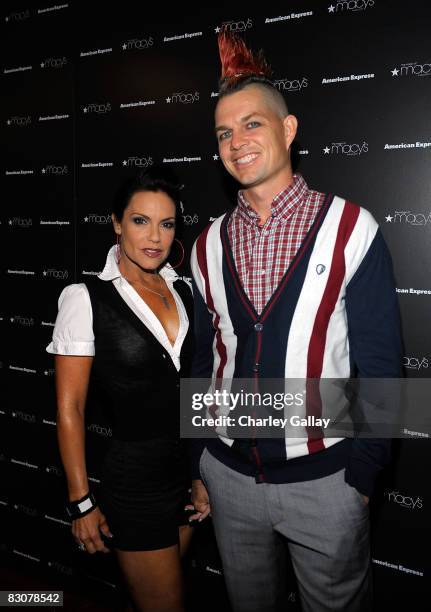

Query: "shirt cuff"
<box><xmin>46</xmin><ymin>340</ymin><xmax>95</xmax><ymax>356</ymax></box>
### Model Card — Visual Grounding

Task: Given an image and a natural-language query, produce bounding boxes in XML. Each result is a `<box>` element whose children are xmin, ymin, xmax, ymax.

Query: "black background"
<box><xmin>2</xmin><ymin>1</ymin><xmax>430</xmax><ymax>608</ymax></box>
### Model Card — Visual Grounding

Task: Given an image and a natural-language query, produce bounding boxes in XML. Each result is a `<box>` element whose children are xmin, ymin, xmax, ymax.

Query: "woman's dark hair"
<box><xmin>112</xmin><ymin>165</ymin><xmax>182</xmax><ymax>221</ymax></box>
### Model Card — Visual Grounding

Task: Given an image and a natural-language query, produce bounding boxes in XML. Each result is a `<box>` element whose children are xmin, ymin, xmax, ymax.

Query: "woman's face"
<box><xmin>113</xmin><ymin>190</ymin><xmax>176</xmax><ymax>272</ymax></box>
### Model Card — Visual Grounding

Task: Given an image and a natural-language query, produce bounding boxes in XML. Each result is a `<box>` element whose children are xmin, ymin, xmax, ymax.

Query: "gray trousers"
<box><xmin>199</xmin><ymin>448</ymin><xmax>372</xmax><ymax>612</ymax></box>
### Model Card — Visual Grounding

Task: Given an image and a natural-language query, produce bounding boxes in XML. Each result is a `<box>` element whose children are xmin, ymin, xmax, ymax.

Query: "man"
<box><xmin>188</xmin><ymin>30</ymin><xmax>402</xmax><ymax>612</ymax></box>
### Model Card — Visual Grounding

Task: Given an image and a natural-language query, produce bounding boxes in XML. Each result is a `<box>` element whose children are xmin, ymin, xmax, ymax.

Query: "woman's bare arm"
<box><xmin>55</xmin><ymin>355</ymin><xmax>93</xmax><ymax>499</ymax></box>
<box><xmin>55</xmin><ymin>354</ymin><xmax>112</xmax><ymax>553</ymax></box>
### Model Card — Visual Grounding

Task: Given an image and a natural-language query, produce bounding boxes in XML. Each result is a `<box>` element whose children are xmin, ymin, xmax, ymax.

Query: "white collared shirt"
<box><xmin>46</xmin><ymin>245</ymin><xmax>190</xmax><ymax>371</ymax></box>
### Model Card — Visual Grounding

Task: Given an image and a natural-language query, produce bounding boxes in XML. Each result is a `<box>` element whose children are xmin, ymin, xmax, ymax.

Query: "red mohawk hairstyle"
<box><xmin>218</xmin><ymin>28</ymin><xmax>273</xmax><ymax>96</ymax></box>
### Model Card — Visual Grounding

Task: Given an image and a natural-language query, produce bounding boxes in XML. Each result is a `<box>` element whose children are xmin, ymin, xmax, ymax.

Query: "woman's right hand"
<box><xmin>189</xmin><ymin>479</ymin><xmax>211</xmax><ymax>522</ymax></box>
<box><xmin>72</xmin><ymin>506</ymin><xmax>113</xmax><ymax>554</ymax></box>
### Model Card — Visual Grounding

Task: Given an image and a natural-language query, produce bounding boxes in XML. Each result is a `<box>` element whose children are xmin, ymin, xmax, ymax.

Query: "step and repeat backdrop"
<box><xmin>2</xmin><ymin>0</ymin><xmax>430</xmax><ymax>608</ymax></box>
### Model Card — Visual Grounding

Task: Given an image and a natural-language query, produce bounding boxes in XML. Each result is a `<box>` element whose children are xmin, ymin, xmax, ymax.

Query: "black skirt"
<box><xmin>98</xmin><ymin>437</ymin><xmax>190</xmax><ymax>551</ymax></box>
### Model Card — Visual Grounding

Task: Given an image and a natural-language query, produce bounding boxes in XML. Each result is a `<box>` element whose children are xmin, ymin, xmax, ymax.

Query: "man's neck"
<box><xmin>242</xmin><ymin>169</ymin><xmax>295</xmax><ymax>225</ymax></box>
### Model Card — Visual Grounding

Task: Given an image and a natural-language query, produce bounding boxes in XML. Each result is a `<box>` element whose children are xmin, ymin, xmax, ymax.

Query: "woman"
<box><xmin>46</xmin><ymin>167</ymin><xmax>194</xmax><ymax>612</ymax></box>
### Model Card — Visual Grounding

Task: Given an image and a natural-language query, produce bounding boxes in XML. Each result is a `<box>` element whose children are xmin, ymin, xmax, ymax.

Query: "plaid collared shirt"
<box><xmin>227</xmin><ymin>174</ymin><xmax>325</xmax><ymax>314</ymax></box>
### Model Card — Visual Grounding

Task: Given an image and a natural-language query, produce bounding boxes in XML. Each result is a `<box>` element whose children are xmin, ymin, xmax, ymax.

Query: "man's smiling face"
<box><xmin>215</xmin><ymin>84</ymin><xmax>293</xmax><ymax>189</ymax></box>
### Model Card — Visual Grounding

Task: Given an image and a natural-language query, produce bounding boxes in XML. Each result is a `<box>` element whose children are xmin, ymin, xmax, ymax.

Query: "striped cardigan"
<box><xmin>190</xmin><ymin>194</ymin><xmax>403</xmax><ymax>496</ymax></box>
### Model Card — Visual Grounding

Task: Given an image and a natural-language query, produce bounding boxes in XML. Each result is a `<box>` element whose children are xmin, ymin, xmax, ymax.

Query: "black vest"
<box><xmin>85</xmin><ymin>277</ymin><xmax>194</xmax><ymax>440</ymax></box>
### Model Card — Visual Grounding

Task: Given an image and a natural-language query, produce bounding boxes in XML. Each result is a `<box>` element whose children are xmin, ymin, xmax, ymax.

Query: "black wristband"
<box><xmin>66</xmin><ymin>492</ymin><xmax>97</xmax><ymax>520</ymax></box>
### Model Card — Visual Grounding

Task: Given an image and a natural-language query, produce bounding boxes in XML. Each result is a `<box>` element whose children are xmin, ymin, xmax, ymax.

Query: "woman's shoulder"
<box><xmin>172</xmin><ymin>275</ymin><xmax>193</xmax><ymax>304</ymax></box>
<box><xmin>57</xmin><ymin>282</ymin><xmax>90</xmax><ymax>307</ymax></box>
<box><xmin>46</xmin><ymin>283</ymin><xmax>95</xmax><ymax>355</ymax></box>
<box><xmin>161</xmin><ymin>264</ymin><xmax>192</xmax><ymax>294</ymax></box>
<box><xmin>175</xmin><ymin>275</ymin><xmax>193</xmax><ymax>293</ymax></box>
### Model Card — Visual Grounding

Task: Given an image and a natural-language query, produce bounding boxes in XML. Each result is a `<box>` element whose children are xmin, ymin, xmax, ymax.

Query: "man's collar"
<box><xmin>236</xmin><ymin>173</ymin><xmax>309</xmax><ymax>224</ymax></box>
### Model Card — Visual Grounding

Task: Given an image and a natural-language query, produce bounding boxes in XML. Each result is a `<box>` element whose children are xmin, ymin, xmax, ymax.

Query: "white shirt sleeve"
<box><xmin>46</xmin><ymin>283</ymin><xmax>95</xmax><ymax>356</ymax></box>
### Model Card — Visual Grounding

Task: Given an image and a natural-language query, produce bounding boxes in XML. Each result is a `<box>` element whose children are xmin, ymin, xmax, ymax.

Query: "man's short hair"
<box><xmin>219</xmin><ymin>77</ymin><xmax>289</xmax><ymax>119</ymax></box>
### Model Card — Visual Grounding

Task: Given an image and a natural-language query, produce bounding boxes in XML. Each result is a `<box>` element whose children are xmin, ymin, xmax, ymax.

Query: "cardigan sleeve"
<box><xmin>344</xmin><ymin>228</ymin><xmax>403</xmax><ymax>496</ymax></box>
<box><xmin>188</xmin><ymin>240</ymin><xmax>217</xmax><ymax>479</ymax></box>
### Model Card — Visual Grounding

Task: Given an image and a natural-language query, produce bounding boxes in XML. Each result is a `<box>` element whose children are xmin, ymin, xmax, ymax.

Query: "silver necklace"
<box><xmin>125</xmin><ymin>274</ymin><xmax>170</xmax><ymax>310</ymax></box>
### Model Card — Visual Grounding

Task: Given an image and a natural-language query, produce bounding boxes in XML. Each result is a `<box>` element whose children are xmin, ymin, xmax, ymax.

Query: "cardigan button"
<box><xmin>254</xmin><ymin>322</ymin><xmax>263</xmax><ymax>332</ymax></box>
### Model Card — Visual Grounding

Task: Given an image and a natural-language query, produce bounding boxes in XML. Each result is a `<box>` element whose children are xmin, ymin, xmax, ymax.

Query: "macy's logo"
<box><xmin>328</xmin><ymin>0</ymin><xmax>374</xmax><ymax>13</ymax></box>
<box><xmin>385</xmin><ymin>490</ymin><xmax>423</xmax><ymax>510</ymax></box>
<box><xmin>323</xmin><ymin>142</ymin><xmax>368</xmax><ymax>156</ymax></box>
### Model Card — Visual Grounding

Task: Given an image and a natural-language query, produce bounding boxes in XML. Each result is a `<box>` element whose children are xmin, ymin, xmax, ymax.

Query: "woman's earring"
<box><xmin>170</xmin><ymin>238</ymin><xmax>185</xmax><ymax>269</ymax></box>
<box><xmin>116</xmin><ymin>234</ymin><xmax>121</xmax><ymax>264</ymax></box>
